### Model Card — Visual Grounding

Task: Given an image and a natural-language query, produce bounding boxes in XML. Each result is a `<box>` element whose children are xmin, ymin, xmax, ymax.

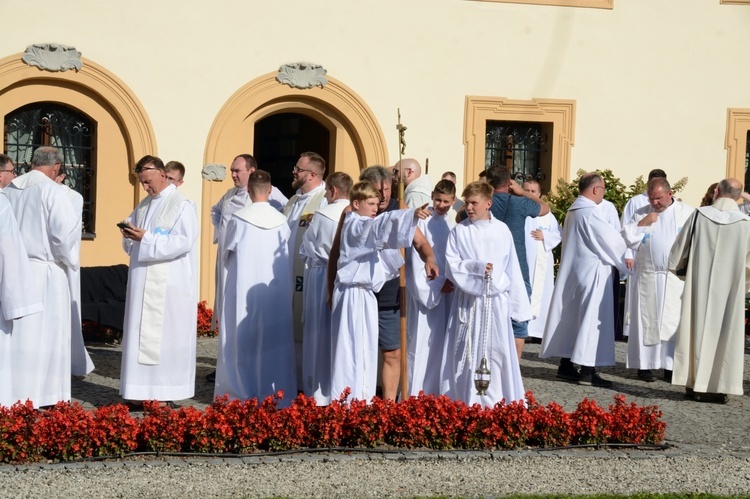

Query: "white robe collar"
<box><xmin>700</xmin><ymin>197</ymin><xmax>748</xmax><ymax>225</ymax></box>
<box><xmin>10</xmin><ymin>169</ymin><xmax>54</xmax><ymax>190</ymax></box>
<box><xmin>234</xmin><ymin>201</ymin><xmax>287</xmax><ymax>229</ymax></box>
<box><xmin>568</xmin><ymin>195</ymin><xmax>597</xmax><ymax>211</ymax></box>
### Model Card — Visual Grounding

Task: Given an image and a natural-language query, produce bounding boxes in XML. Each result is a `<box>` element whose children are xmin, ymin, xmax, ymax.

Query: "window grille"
<box><xmin>5</xmin><ymin>103</ymin><xmax>95</xmax><ymax>236</ymax></box>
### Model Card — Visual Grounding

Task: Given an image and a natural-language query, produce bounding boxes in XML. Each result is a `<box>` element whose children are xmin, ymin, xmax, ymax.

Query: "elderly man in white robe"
<box><xmin>522</xmin><ymin>180</ymin><xmax>562</xmax><ymax>339</ymax></box>
<box><xmin>668</xmin><ymin>178</ymin><xmax>750</xmax><ymax>403</ymax></box>
<box><xmin>215</xmin><ymin>170</ymin><xmax>296</xmax><ymax>406</ymax></box>
<box><xmin>120</xmin><ymin>155</ymin><xmax>198</xmax><ymax>409</ymax></box>
<box><xmin>621</xmin><ymin>178</ymin><xmax>693</xmax><ymax>383</ymax></box>
<box><xmin>4</xmin><ymin>146</ymin><xmax>80</xmax><ymax>408</ymax></box>
<box><xmin>0</xmin><ymin>194</ymin><xmax>44</xmax><ymax>407</ymax></box>
<box><xmin>398</xmin><ymin>158</ymin><xmax>433</xmax><ymax>209</ymax></box>
<box><xmin>299</xmin><ymin>172</ymin><xmax>352</xmax><ymax>405</ymax></box>
<box><xmin>540</xmin><ymin>172</ymin><xmax>629</xmax><ymax>387</ymax></box>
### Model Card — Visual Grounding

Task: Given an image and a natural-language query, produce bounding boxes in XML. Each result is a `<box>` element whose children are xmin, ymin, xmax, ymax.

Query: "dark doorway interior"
<box><xmin>254</xmin><ymin>113</ymin><xmax>330</xmax><ymax>199</ymax></box>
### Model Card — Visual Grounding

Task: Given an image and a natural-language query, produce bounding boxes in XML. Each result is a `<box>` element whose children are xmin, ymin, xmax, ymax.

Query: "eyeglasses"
<box><xmin>292</xmin><ymin>166</ymin><xmax>314</xmax><ymax>174</ymax></box>
<box><xmin>0</xmin><ymin>169</ymin><xmax>16</xmax><ymax>175</ymax></box>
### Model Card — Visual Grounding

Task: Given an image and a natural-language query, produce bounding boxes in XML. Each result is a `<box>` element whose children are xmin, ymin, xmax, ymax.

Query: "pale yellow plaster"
<box><xmin>470</xmin><ymin>0</ymin><xmax>613</xmax><ymax>9</ymax></box>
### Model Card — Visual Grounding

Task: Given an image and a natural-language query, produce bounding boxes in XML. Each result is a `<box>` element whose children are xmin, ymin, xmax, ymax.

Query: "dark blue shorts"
<box><xmin>378</xmin><ymin>306</ymin><xmax>401</xmax><ymax>350</ymax></box>
<box><xmin>512</xmin><ymin>319</ymin><xmax>529</xmax><ymax>339</ymax></box>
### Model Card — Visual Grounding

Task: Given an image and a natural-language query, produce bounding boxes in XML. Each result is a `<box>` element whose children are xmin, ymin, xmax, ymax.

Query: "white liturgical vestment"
<box><xmin>4</xmin><ymin>170</ymin><xmax>79</xmax><ymax>408</ymax></box>
<box><xmin>621</xmin><ymin>200</ymin><xmax>693</xmax><ymax>370</ymax></box>
<box><xmin>523</xmin><ymin>212</ymin><xmax>561</xmax><ymax>338</ymax></box>
<box><xmin>440</xmin><ymin>217</ymin><xmax>530</xmax><ymax>407</ymax></box>
<box><xmin>121</xmin><ymin>184</ymin><xmax>198</xmax><ymax>401</ymax></box>
<box><xmin>540</xmin><ymin>196</ymin><xmax>628</xmax><ymax>367</ymax></box>
<box><xmin>215</xmin><ymin>202</ymin><xmax>297</xmax><ymax>407</ymax></box>
<box><xmin>406</xmin><ymin>208</ymin><xmax>454</xmax><ymax>397</ymax></box>
<box><xmin>0</xmin><ymin>194</ymin><xmax>43</xmax><ymax>407</ymax></box>
<box><xmin>299</xmin><ymin>198</ymin><xmax>349</xmax><ymax>405</ymax></box>
<box><xmin>330</xmin><ymin>209</ymin><xmax>416</xmax><ymax>402</ymax></box>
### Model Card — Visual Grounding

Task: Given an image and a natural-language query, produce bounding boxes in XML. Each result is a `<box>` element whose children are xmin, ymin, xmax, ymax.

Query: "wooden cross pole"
<box><xmin>396</xmin><ymin>109</ymin><xmax>409</xmax><ymax>400</ymax></box>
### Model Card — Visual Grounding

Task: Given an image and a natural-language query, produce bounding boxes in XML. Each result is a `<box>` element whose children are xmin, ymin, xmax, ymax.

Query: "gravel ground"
<box><xmin>0</xmin><ymin>338</ymin><xmax>747</xmax><ymax>498</ymax></box>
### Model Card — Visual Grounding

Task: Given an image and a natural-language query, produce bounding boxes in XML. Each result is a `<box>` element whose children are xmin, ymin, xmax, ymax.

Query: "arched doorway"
<box><xmin>201</xmin><ymin>71</ymin><xmax>389</xmax><ymax>303</ymax></box>
<box><xmin>254</xmin><ymin>112</ymin><xmax>331</xmax><ymax>198</ymax></box>
<box><xmin>0</xmin><ymin>54</ymin><xmax>157</xmax><ymax>267</ymax></box>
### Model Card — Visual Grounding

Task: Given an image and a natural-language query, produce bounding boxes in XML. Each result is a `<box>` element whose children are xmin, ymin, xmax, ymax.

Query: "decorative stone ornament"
<box><xmin>202</xmin><ymin>163</ymin><xmax>226</xmax><ymax>182</ymax></box>
<box><xmin>276</xmin><ymin>62</ymin><xmax>328</xmax><ymax>89</ymax></box>
<box><xmin>22</xmin><ymin>43</ymin><xmax>83</xmax><ymax>72</ymax></box>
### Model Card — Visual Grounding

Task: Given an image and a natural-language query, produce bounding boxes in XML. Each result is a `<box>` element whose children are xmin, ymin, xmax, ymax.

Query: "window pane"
<box><xmin>485</xmin><ymin>121</ymin><xmax>547</xmax><ymax>183</ymax></box>
<box><xmin>5</xmin><ymin>103</ymin><xmax>95</xmax><ymax>235</ymax></box>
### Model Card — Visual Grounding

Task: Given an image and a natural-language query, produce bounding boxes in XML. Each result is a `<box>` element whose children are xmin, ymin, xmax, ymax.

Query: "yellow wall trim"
<box><xmin>463</xmin><ymin>96</ymin><xmax>576</xmax><ymax>191</ymax></box>
<box><xmin>720</xmin><ymin>0</ymin><xmax>750</xmax><ymax>5</ymax></box>
<box><xmin>725</xmin><ymin>108</ymin><xmax>750</xmax><ymax>181</ymax></box>
<box><xmin>200</xmin><ymin>71</ymin><xmax>388</xmax><ymax>302</ymax></box>
<box><xmin>470</xmin><ymin>0</ymin><xmax>613</xmax><ymax>9</ymax></box>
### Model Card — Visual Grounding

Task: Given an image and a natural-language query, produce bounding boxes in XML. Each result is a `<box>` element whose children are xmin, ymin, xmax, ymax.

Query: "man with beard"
<box><xmin>284</xmin><ymin>152</ymin><xmax>328</xmax><ymax>389</ymax></box>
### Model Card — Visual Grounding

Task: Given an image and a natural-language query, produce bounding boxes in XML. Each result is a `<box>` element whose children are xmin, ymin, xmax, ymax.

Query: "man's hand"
<box><xmin>484</xmin><ymin>262</ymin><xmax>494</xmax><ymax>276</ymax></box>
<box><xmin>508</xmin><ymin>179</ymin><xmax>523</xmax><ymax>195</ymax></box>
<box><xmin>625</xmin><ymin>258</ymin><xmax>634</xmax><ymax>271</ymax></box>
<box><xmin>414</xmin><ymin>203</ymin><xmax>430</xmax><ymax>220</ymax></box>
<box><xmin>122</xmin><ymin>225</ymin><xmax>146</xmax><ymax>242</ymax></box>
<box><xmin>530</xmin><ymin>228</ymin><xmax>544</xmax><ymax>241</ymax></box>
<box><xmin>637</xmin><ymin>213</ymin><xmax>658</xmax><ymax>227</ymax></box>
<box><xmin>424</xmin><ymin>256</ymin><xmax>439</xmax><ymax>280</ymax></box>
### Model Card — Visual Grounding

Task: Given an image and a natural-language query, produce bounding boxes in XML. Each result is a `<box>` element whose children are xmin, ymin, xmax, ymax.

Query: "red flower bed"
<box><xmin>0</xmin><ymin>391</ymin><xmax>665</xmax><ymax>464</ymax></box>
<box><xmin>197</xmin><ymin>301</ymin><xmax>218</xmax><ymax>337</ymax></box>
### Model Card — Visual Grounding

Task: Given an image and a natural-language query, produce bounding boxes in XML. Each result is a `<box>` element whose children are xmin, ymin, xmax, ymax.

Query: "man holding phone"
<box><xmin>118</xmin><ymin>155</ymin><xmax>198</xmax><ymax>409</ymax></box>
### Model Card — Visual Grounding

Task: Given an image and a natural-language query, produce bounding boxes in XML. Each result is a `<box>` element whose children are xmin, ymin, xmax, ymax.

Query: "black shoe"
<box><xmin>637</xmin><ymin>369</ymin><xmax>657</xmax><ymax>382</ymax></box>
<box><xmin>693</xmin><ymin>392</ymin><xmax>728</xmax><ymax>404</ymax></box>
<box><xmin>663</xmin><ymin>370</ymin><xmax>673</xmax><ymax>383</ymax></box>
<box><xmin>205</xmin><ymin>370</ymin><xmax>216</xmax><ymax>382</ymax></box>
<box><xmin>556</xmin><ymin>364</ymin><xmax>581</xmax><ymax>382</ymax></box>
<box><xmin>580</xmin><ymin>372</ymin><xmax>613</xmax><ymax>387</ymax></box>
<box><xmin>684</xmin><ymin>387</ymin><xmax>694</xmax><ymax>399</ymax></box>
<box><xmin>125</xmin><ymin>401</ymin><xmax>144</xmax><ymax>412</ymax></box>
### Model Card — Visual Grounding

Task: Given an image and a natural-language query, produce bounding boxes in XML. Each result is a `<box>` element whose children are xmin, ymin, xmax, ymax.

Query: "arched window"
<box><xmin>4</xmin><ymin>103</ymin><xmax>95</xmax><ymax>237</ymax></box>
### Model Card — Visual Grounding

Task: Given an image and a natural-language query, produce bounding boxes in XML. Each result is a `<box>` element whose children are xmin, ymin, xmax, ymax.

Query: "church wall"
<box><xmin>1</xmin><ymin>0</ymin><xmax>749</xmax><ymax>296</ymax></box>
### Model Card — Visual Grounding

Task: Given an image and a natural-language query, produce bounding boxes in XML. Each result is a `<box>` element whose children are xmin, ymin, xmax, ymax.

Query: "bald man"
<box><xmin>668</xmin><ymin>178</ymin><xmax>750</xmax><ymax>403</ymax></box>
<box><xmin>396</xmin><ymin>158</ymin><xmax>432</xmax><ymax>209</ymax></box>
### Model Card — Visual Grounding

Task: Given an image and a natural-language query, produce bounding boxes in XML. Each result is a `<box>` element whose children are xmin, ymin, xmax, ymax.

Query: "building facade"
<box><xmin>1</xmin><ymin>0</ymin><xmax>749</xmax><ymax>302</ymax></box>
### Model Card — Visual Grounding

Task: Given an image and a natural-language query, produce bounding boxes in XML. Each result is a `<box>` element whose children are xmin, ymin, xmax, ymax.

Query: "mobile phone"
<box><xmin>117</xmin><ymin>222</ymin><xmax>131</xmax><ymax>230</ymax></box>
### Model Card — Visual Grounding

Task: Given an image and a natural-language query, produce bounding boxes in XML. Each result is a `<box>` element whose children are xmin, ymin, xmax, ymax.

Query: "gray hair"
<box><xmin>31</xmin><ymin>147</ymin><xmax>63</xmax><ymax>168</ymax></box>
<box><xmin>717</xmin><ymin>178</ymin><xmax>743</xmax><ymax>200</ymax></box>
<box><xmin>359</xmin><ymin>165</ymin><xmax>392</xmax><ymax>185</ymax></box>
<box><xmin>578</xmin><ymin>172</ymin><xmax>603</xmax><ymax>192</ymax></box>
